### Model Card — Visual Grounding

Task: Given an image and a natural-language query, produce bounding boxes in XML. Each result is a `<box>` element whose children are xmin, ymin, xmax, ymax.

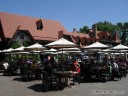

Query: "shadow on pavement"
<box><xmin>28</xmin><ymin>84</ymin><xmax>42</xmax><ymax>92</ymax></box>
<box><xmin>13</xmin><ymin>77</ymin><xmax>23</xmax><ymax>82</ymax></box>
<box><xmin>28</xmin><ymin>83</ymin><xmax>65</xmax><ymax>92</ymax></box>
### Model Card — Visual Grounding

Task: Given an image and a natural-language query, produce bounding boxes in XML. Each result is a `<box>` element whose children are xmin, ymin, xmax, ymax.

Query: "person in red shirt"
<box><xmin>73</xmin><ymin>59</ymin><xmax>81</xmax><ymax>73</ymax></box>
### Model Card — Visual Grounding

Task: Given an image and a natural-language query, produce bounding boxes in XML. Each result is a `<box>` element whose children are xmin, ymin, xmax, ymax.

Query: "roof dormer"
<box><xmin>36</xmin><ymin>19</ymin><xmax>43</xmax><ymax>30</ymax></box>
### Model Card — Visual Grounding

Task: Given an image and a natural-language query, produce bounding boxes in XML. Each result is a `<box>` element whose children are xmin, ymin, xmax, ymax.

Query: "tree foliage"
<box><xmin>97</xmin><ymin>21</ymin><xmax>116</xmax><ymax>33</ymax></box>
<box><xmin>79</xmin><ymin>25</ymin><xmax>89</xmax><ymax>34</ymax></box>
<box><xmin>23</xmin><ymin>41</ymin><xmax>30</xmax><ymax>47</ymax></box>
<box><xmin>79</xmin><ymin>21</ymin><xmax>128</xmax><ymax>33</ymax></box>
<box><xmin>117</xmin><ymin>22</ymin><xmax>128</xmax><ymax>45</ymax></box>
<box><xmin>11</xmin><ymin>41</ymin><xmax>21</xmax><ymax>49</ymax></box>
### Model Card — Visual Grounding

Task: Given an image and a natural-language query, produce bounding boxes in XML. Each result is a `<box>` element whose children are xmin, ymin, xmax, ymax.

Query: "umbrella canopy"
<box><xmin>25</xmin><ymin>43</ymin><xmax>46</xmax><ymax>51</ymax></box>
<box><xmin>13</xmin><ymin>46</ymin><xmax>25</xmax><ymax>52</ymax></box>
<box><xmin>1</xmin><ymin>48</ymin><xmax>14</xmax><ymax>53</ymax></box>
<box><xmin>49</xmin><ymin>48</ymin><xmax>57</xmax><ymax>52</ymax></box>
<box><xmin>43</xmin><ymin>48</ymin><xmax>57</xmax><ymax>54</ymax></box>
<box><xmin>55</xmin><ymin>51</ymin><xmax>67</xmax><ymax>54</ymax></box>
<box><xmin>59</xmin><ymin>47</ymin><xmax>81</xmax><ymax>54</ymax></box>
<box><xmin>44</xmin><ymin>48</ymin><xmax>57</xmax><ymax>52</ymax></box>
<box><xmin>45</xmin><ymin>38</ymin><xmax>77</xmax><ymax>71</ymax></box>
<box><xmin>111</xmin><ymin>44</ymin><xmax>128</xmax><ymax>50</ymax></box>
<box><xmin>65</xmin><ymin>50</ymin><xmax>81</xmax><ymax>53</ymax></box>
<box><xmin>45</xmin><ymin>38</ymin><xmax>77</xmax><ymax>48</ymax></box>
<box><xmin>101</xmin><ymin>48</ymin><xmax>118</xmax><ymax>53</ymax></box>
<box><xmin>12</xmin><ymin>51</ymin><xmax>29</xmax><ymax>54</ymax></box>
<box><xmin>59</xmin><ymin>47</ymin><xmax>80</xmax><ymax>51</ymax></box>
<box><xmin>84</xmin><ymin>42</ymin><xmax>109</xmax><ymax>49</ymax></box>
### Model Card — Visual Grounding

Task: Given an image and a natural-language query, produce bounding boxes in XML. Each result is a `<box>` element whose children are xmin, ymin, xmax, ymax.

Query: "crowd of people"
<box><xmin>0</xmin><ymin>54</ymin><xmax>128</xmax><ymax>83</ymax></box>
<box><xmin>80</xmin><ymin>55</ymin><xmax>128</xmax><ymax>81</ymax></box>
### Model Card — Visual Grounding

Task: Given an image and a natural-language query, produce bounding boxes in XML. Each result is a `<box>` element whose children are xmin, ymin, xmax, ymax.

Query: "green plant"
<box><xmin>11</xmin><ymin>41</ymin><xmax>21</xmax><ymax>49</ymax></box>
<box><xmin>23</xmin><ymin>41</ymin><xmax>30</xmax><ymax>47</ymax></box>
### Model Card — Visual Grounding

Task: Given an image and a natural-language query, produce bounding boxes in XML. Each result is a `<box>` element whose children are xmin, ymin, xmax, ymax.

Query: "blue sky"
<box><xmin>0</xmin><ymin>0</ymin><xmax>128</xmax><ymax>32</ymax></box>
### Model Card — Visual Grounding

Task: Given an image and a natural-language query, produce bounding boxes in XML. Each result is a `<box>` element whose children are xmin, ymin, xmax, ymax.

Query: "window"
<box><xmin>20</xmin><ymin>34</ymin><xmax>24</xmax><ymax>39</ymax></box>
<box><xmin>36</xmin><ymin>20</ymin><xmax>43</xmax><ymax>30</ymax></box>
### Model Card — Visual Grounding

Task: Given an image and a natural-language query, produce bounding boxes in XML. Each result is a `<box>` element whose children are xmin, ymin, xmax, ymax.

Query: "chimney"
<box><xmin>73</xmin><ymin>28</ymin><xmax>77</xmax><ymax>32</ymax></box>
<box><xmin>92</xmin><ymin>24</ymin><xmax>97</xmax><ymax>37</ymax></box>
<box><xmin>58</xmin><ymin>30</ymin><xmax>64</xmax><ymax>39</ymax></box>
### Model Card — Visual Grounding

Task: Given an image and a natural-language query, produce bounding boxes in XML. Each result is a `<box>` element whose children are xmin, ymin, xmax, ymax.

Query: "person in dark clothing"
<box><xmin>43</xmin><ymin>63</ymin><xmax>53</xmax><ymax>76</ymax></box>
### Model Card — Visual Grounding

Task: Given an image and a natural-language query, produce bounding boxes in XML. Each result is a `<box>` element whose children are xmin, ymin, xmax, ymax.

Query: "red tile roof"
<box><xmin>65</xmin><ymin>32</ymin><xmax>90</xmax><ymax>38</ymax></box>
<box><xmin>64</xmin><ymin>32</ymin><xmax>91</xmax><ymax>45</ymax></box>
<box><xmin>97</xmin><ymin>31</ymin><xmax>110</xmax><ymax>40</ymax></box>
<box><xmin>0</xmin><ymin>12</ymin><xmax>67</xmax><ymax>41</ymax></box>
<box><xmin>80</xmin><ymin>37</ymin><xmax>85</xmax><ymax>45</ymax></box>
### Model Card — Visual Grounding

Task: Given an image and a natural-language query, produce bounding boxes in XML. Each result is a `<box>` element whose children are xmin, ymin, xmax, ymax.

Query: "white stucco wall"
<box><xmin>12</xmin><ymin>31</ymin><xmax>31</xmax><ymax>45</ymax></box>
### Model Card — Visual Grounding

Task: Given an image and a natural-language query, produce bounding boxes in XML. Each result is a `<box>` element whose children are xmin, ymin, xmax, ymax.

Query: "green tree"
<box><xmin>116</xmin><ymin>22</ymin><xmax>123</xmax><ymax>30</ymax></box>
<box><xmin>124</xmin><ymin>22</ymin><xmax>128</xmax><ymax>29</ymax></box>
<box><xmin>79</xmin><ymin>25</ymin><xmax>89</xmax><ymax>33</ymax></box>
<box><xmin>116</xmin><ymin>22</ymin><xmax>128</xmax><ymax>45</ymax></box>
<box><xmin>97</xmin><ymin>21</ymin><xmax>116</xmax><ymax>33</ymax></box>
<box><xmin>115</xmin><ymin>22</ymin><xmax>123</xmax><ymax>36</ymax></box>
<box><xmin>119</xmin><ymin>22</ymin><xmax>128</xmax><ymax>45</ymax></box>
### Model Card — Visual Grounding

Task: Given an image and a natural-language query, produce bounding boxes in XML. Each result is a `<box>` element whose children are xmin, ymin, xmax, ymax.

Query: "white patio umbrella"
<box><xmin>12</xmin><ymin>51</ymin><xmax>29</xmax><ymax>54</ymax></box>
<box><xmin>83</xmin><ymin>42</ymin><xmax>109</xmax><ymax>61</ymax></box>
<box><xmin>1</xmin><ymin>48</ymin><xmax>15</xmax><ymax>55</ymax></box>
<box><xmin>49</xmin><ymin>48</ymin><xmax>57</xmax><ymax>52</ymax></box>
<box><xmin>55</xmin><ymin>51</ymin><xmax>67</xmax><ymax>54</ymax></box>
<box><xmin>45</xmin><ymin>38</ymin><xmax>77</xmax><ymax>55</ymax></box>
<box><xmin>110</xmin><ymin>52</ymin><xmax>125</xmax><ymax>55</ymax></box>
<box><xmin>45</xmin><ymin>38</ymin><xmax>77</xmax><ymax>70</ymax></box>
<box><xmin>45</xmin><ymin>38</ymin><xmax>77</xmax><ymax>48</ymax></box>
<box><xmin>101</xmin><ymin>48</ymin><xmax>128</xmax><ymax>56</ymax></box>
<box><xmin>111</xmin><ymin>44</ymin><xmax>128</xmax><ymax>59</ymax></box>
<box><xmin>59</xmin><ymin>47</ymin><xmax>81</xmax><ymax>54</ymax></box>
<box><xmin>59</xmin><ymin>47</ymin><xmax>80</xmax><ymax>51</ymax></box>
<box><xmin>43</xmin><ymin>48</ymin><xmax>57</xmax><ymax>54</ymax></box>
<box><xmin>0</xmin><ymin>48</ymin><xmax>15</xmax><ymax>61</ymax></box>
<box><xmin>25</xmin><ymin>43</ymin><xmax>46</xmax><ymax>61</ymax></box>
<box><xmin>11</xmin><ymin>46</ymin><xmax>26</xmax><ymax>58</ymax></box>
<box><xmin>84</xmin><ymin>42</ymin><xmax>109</xmax><ymax>52</ymax></box>
<box><xmin>84</xmin><ymin>42</ymin><xmax>109</xmax><ymax>49</ymax></box>
<box><xmin>111</xmin><ymin>44</ymin><xmax>128</xmax><ymax>50</ymax></box>
<box><xmin>1</xmin><ymin>48</ymin><xmax>14</xmax><ymax>53</ymax></box>
<box><xmin>13</xmin><ymin>46</ymin><xmax>25</xmax><ymax>52</ymax></box>
<box><xmin>101</xmin><ymin>48</ymin><xmax>119</xmax><ymax>53</ymax></box>
<box><xmin>44</xmin><ymin>48</ymin><xmax>57</xmax><ymax>52</ymax></box>
<box><xmin>25</xmin><ymin>43</ymin><xmax>46</xmax><ymax>51</ymax></box>
<box><xmin>65</xmin><ymin>50</ymin><xmax>81</xmax><ymax>53</ymax></box>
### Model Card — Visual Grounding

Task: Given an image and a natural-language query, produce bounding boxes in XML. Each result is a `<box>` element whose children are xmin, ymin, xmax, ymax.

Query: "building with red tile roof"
<box><xmin>63</xmin><ymin>24</ymin><xmax>121</xmax><ymax>48</ymax></box>
<box><xmin>0</xmin><ymin>12</ymin><xmax>67</xmax><ymax>49</ymax></box>
<box><xmin>0</xmin><ymin>12</ymin><xmax>121</xmax><ymax>50</ymax></box>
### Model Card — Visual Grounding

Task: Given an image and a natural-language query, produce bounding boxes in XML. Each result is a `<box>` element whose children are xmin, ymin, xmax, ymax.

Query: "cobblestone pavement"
<box><xmin>0</xmin><ymin>73</ymin><xmax>128</xmax><ymax>96</ymax></box>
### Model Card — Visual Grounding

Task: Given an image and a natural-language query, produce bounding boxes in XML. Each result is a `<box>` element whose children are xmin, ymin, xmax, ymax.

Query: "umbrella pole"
<box><xmin>125</xmin><ymin>52</ymin><xmax>127</xmax><ymax>60</ymax></box>
<box><xmin>62</xmin><ymin>45</ymin><xmax>64</xmax><ymax>71</ymax></box>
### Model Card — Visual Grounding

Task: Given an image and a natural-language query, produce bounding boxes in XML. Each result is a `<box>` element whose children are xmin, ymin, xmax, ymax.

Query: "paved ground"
<box><xmin>0</xmin><ymin>72</ymin><xmax>128</xmax><ymax>96</ymax></box>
